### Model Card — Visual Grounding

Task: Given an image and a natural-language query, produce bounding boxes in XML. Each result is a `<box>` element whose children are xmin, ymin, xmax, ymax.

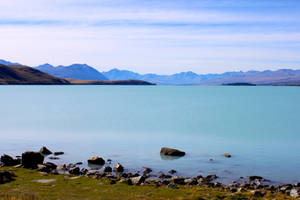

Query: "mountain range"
<box><xmin>36</xmin><ymin>63</ymin><xmax>108</xmax><ymax>81</ymax></box>
<box><xmin>1</xmin><ymin>59</ymin><xmax>300</xmax><ymax>85</ymax></box>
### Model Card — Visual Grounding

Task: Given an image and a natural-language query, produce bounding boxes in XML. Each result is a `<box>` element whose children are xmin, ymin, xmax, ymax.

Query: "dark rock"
<box><xmin>184</xmin><ymin>178</ymin><xmax>198</xmax><ymax>185</ymax></box>
<box><xmin>38</xmin><ymin>162</ymin><xmax>57</xmax><ymax>173</ymax></box>
<box><xmin>110</xmin><ymin>180</ymin><xmax>116</xmax><ymax>184</ymax></box>
<box><xmin>104</xmin><ymin>166</ymin><xmax>112</xmax><ymax>173</ymax></box>
<box><xmin>0</xmin><ymin>170</ymin><xmax>14</xmax><ymax>184</ymax></box>
<box><xmin>81</xmin><ymin>168</ymin><xmax>88</xmax><ymax>175</ymax></box>
<box><xmin>76</xmin><ymin>162</ymin><xmax>83</xmax><ymax>165</ymax></box>
<box><xmin>21</xmin><ymin>151</ymin><xmax>44</xmax><ymax>169</ymax></box>
<box><xmin>295</xmin><ymin>182</ymin><xmax>300</xmax><ymax>187</ymax></box>
<box><xmin>280</xmin><ymin>185</ymin><xmax>293</xmax><ymax>193</ymax></box>
<box><xmin>113</xmin><ymin>163</ymin><xmax>124</xmax><ymax>173</ymax></box>
<box><xmin>222</xmin><ymin>153</ymin><xmax>231</xmax><ymax>158</ymax></box>
<box><xmin>119</xmin><ymin>178</ymin><xmax>133</xmax><ymax>185</ymax></box>
<box><xmin>168</xmin><ymin>169</ymin><xmax>177</xmax><ymax>174</ymax></box>
<box><xmin>39</xmin><ymin>146</ymin><xmax>52</xmax><ymax>155</ymax></box>
<box><xmin>162</xmin><ymin>180</ymin><xmax>170</xmax><ymax>185</ymax></box>
<box><xmin>88</xmin><ymin>156</ymin><xmax>105</xmax><ymax>165</ymax></box>
<box><xmin>160</xmin><ymin>147</ymin><xmax>185</xmax><ymax>157</ymax></box>
<box><xmin>159</xmin><ymin>174</ymin><xmax>172</xmax><ymax>179</ymax></box>
<box><xmin>131</xmin><ymin>176</ymin><xmax>146</xmax><ymax>185</ymax></box>
<box><xmin>67</xmin><ymin>163</ymin><xmax>76</xmax><ymax>169</ymax></box>
<box><xmin>69</xmin><ymin>167</ymin><xmax>80</xmax><ymax>175</ymax></box>
<box><xmin>206</xmin><ymin>174</ymin><xmax>218</xmax><ymax>181</ymax></box>
<box><xmin>248</xmin><ymin>176</ymin><xmax>263</xmax><ymax>181</ymax></box>
<box><xmin>0</xmin><ymin>154</ymin><xmax>21</xmax><ymax>166</ymax></box>
<box><xmin>143</xmin><ymin>167</ymin><xmax>152</xmax><ymax>174</ymax></box>
<box><xmin>230</xmin><ymin>187</ymin><xmax>238</xmax><ymax>193</ymax></box>
<box><xmin>48</xmin><ymin>156</ymin><xmax>59</xmax><ymax>160</ymax></box>
<box><xmin>171</xmin><ymin>176</ymin><xmax>185</xmax><ymax>185</ymax></box>
<box><xmin>54</xmin><ymin>152</ymin><xmax>64</xmax><ymax>156</ymax></box>
<box><xmin>214</xmin><ymin>182</ymin><xmax>222</xmax><ymax>188</ymax></box>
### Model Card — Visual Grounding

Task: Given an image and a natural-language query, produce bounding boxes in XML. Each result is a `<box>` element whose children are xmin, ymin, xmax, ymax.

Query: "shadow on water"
<box><xmin>88</xmin><ymin>163</ymin><xmax>104</xmax><ymax>170</ymax></box>
<box><xmin>160</xmin><ymin>154</ymin><xmax>184</xmax><ymax>161</ymax></box>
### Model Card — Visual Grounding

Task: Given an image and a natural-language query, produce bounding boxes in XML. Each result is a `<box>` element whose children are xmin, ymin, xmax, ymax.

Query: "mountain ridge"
<box><xmin>36</xmin><ymin>63</ymin><xmax>108</xmax><ymax>81</ymax></box>
<box><xmin>1</xmin><ymin>59</ymin><xmax>300</xmax><ymax>85</ymax></box>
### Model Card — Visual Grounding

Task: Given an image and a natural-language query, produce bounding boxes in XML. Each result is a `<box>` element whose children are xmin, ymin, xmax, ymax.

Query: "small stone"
<box><xmin>103</xmin><ymin>166</ymin><xmax>112</xmax><ymax>173</ymax></box>
<box><xmin>131</xmin><ymin>176</ymin><xmax>146</xmax><ymax>185</ymax></box>
<box><xmin>48</xmin><ymin>156</ymin><xmax>59</xmax><ymax>160</ymax></box>
<box><xmin>54</xmin><ymin>152</ymin><xmax>64</xmax><ymax>156</ymax></box>
<box><xmin>168</xmin><ymin>169</ymin><xmax>176</xmax><ymax>174</ymax></box>
<box><xmin>39</xmin><ymin>146</ymin><xmax>52</xmax><ymax>155</ymax></box>
<box><xmin>113</xmin><ymin>163</ymin><xmax>124</xmax><ymax>173</ymax></box>
<box><xmin>251</xmin><ymin>190</ymin><xmax>264</xmax><ymax>197</ymax></box>
<box><xmin>76</xmin><ymin>162</ymin><xmax>83</xmax><ymax>165</ymax></box>
<box><xmin>222</xmin><ymin>153</ymin><xmax>231</xmax><ymax>158</ymax></box>
<box><xmin>143</xmin><ymin>167</ymin><xmax>152</xmax><ymax>174</ymax></box>
<box><xmin>171</xmin><ymin>176</ymin><xmax>185</xmax><ymax>185</ymax></box>
<box><xmin>69</xmin><ymin>167</ymin><xmax>80</xmax><ymax>175</ymax></box>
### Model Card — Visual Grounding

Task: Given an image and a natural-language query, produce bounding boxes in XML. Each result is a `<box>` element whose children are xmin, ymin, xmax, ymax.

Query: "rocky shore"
<box><xmin>1</xmin><ymin>147</ymin><xmax>300</xmax><ymax>199</ymax></box>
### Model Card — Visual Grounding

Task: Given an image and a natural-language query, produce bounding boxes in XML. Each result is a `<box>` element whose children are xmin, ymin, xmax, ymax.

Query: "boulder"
<box><xmin>39</xmin><ymin>146</ymin><xmax>52</xmax><ymax>155</ymax></box>
<box><xmin>160</xmin><ymin>147</ymin><xmax>185</xmax><ymax>157</ymax></box>
<box><xmin>21</xmin><ymin>151</ymin><xmax>44</xmax><ymax>169</ymax></box>
<box><xmin>0</xmin><ymin>154</ymin><xmax>21</xmax><ymax>166</ymax></box>
<box><xmin>87</xmin><ymin>156</ymin><xmax>105</xmax><ymax>165</ymax></box>
<box><xmin>113</xmin><ymin>163</ymin><xmax>124</xmax><ymax>173</ymax></box>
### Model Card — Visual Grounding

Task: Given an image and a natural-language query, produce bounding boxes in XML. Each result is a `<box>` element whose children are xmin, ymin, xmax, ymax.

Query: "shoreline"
<box><xmin>1</xmin><ymin>148</ymin><xmax>300</xmax><ymax>198</ymax></box>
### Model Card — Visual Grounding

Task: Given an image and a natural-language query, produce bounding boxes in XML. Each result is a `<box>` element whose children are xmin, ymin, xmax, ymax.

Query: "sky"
<box><xmin>0</xmin><ymin>0</ymin><xmax>300</xmax><ymax>74</ymax></box>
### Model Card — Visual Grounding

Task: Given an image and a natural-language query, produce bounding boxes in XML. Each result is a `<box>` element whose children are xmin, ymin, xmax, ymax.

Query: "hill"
<box><xmin>36</xmin><ymin>63</ymin><xmax>108</xmax><ymax>81</ymax></box>
<box><xmin>0</xmin><ymin>64</ymin><xmax>70</xmax><ymax>85</ymax></box>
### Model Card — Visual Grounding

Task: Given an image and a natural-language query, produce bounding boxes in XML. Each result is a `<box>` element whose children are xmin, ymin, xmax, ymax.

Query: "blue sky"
<box><xmin>0</xmin><ymin>0</ymin><xmax>300</xmax><ymax>74</ymax></box>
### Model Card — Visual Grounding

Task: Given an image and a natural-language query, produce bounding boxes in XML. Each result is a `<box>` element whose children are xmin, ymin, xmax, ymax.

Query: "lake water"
<box><xmin>1</xmin><ymin>86</ymin><xmax>300</xmax><ymax>184</ymax></box>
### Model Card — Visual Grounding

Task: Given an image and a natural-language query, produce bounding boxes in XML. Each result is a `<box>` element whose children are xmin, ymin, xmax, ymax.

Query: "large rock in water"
<box><xmin>87</xmin><ymin>156</ymin><xmax>105</xmax><ymax>165</ymax></box>
<box><xmin>160</xmin><ymin>147</ymin><xmax>185</xmax><ymax>156</ymax></box>
<box><xmin>21</xmin><ymin>151</ymin><xmax>44</xmax><ymax>169</ymax></box>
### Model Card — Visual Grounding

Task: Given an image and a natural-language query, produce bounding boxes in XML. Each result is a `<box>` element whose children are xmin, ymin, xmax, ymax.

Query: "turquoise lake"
<box><xmin>1</xmin><ymin>86</ymin><xmax>300</xmax><ymax>184</ymax></box>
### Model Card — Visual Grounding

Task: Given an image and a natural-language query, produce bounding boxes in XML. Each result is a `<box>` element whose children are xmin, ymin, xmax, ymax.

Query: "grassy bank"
<box><xmin>0</xmin><ymin>167</ymin><xmax>293</xmax><ymax>200</ymax></box>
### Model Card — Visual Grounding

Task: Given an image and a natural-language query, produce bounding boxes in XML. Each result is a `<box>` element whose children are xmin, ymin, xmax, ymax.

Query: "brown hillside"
<box><xmin>0</xmin><ymin>64</ymin><xmax>70</xmax><ymax>85</ymax></box>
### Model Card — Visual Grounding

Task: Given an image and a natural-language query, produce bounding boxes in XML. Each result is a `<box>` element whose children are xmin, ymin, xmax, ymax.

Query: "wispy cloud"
<box><xmin>0</xmin><ymin>0</ymin><xmax>299</xmax><ymax>73</ymax></box>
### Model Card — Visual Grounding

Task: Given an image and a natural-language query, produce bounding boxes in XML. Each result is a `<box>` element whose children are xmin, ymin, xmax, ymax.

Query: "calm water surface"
<box><xmin>1</xmin><ymin>86</ymin><xmax>300</xmax><ymax>184</ymax></box>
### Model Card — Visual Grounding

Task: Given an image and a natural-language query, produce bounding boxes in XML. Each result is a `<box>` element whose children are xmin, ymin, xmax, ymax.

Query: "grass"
<box><xmin>0</xmin><ymin>167</ymin><xmax>293</xmax><ymax>200</ymax></box>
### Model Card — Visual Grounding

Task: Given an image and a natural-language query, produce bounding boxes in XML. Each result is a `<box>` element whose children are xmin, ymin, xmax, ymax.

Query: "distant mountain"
<box><xmin>103</xmin><ymin>68</ymin><xmax>300</xmax><ymax>85</ymax></box>
<box><xmin>0</xmin><ymin>64</ymin><xmax>70</xmax><ymax>85</ymax></box>
<box><xmin>0</xmin><ymin>59</ymin><xmax>21</xmax><ymax>66</ymax></box>
<box><xmin>36</xmin><ymin>63</ymin><xmax>108</xmax><ymax>81</ymax></box>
